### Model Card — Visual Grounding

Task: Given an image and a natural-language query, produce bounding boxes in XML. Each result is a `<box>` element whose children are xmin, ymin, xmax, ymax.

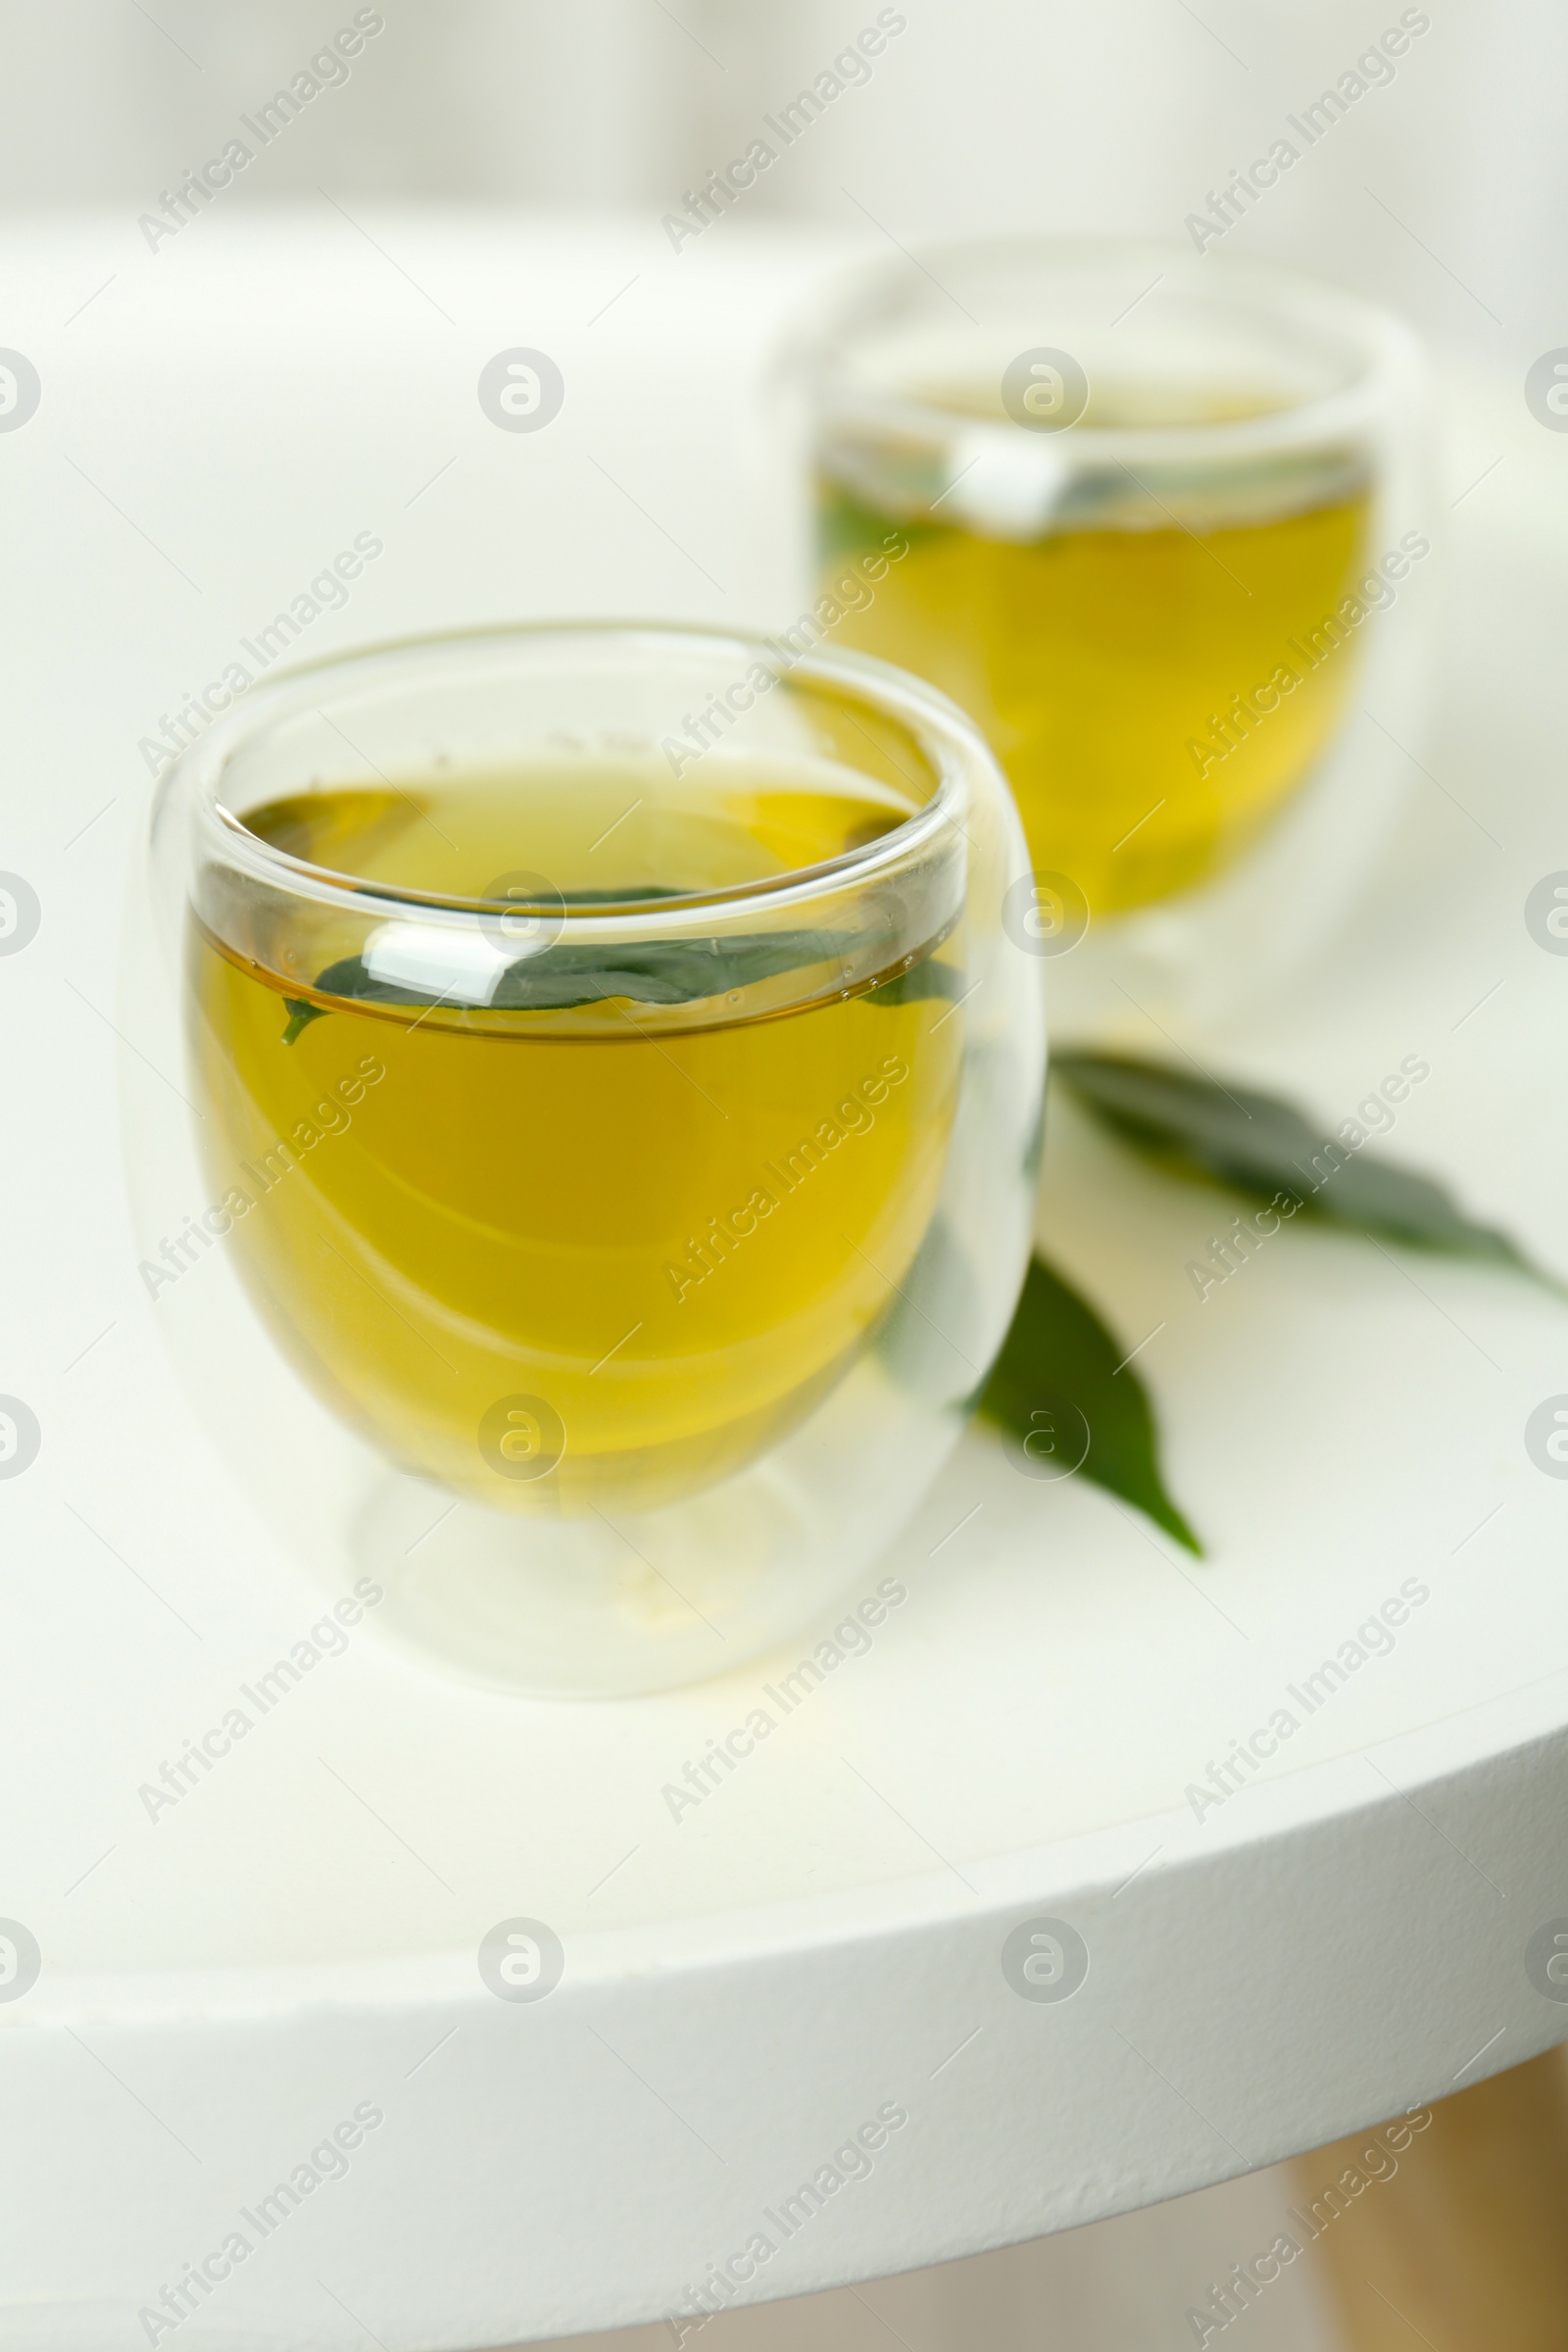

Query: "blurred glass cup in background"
<box><xmin>787</xmin><ymin>239</ymin><xmax>1431</xmax><ymax>1038</ymax></box>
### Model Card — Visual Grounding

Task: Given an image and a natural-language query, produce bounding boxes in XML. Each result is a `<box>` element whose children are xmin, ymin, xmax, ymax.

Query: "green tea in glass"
<box><xmin>793</xmin><ymin>240</ymin><xmax>1423</xmax><ymax>963</ymax></box>
<box><xmin>141</xmin><ymin>623</ymin><xmax>1046</xmax><ymax>1693</ymax></box>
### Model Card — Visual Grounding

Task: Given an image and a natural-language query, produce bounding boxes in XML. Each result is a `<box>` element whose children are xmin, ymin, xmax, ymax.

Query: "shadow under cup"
<box><xmin>145</xmin><ymin>624</ymin><xmax>1044</xmax><ymax>1694</ymax></box>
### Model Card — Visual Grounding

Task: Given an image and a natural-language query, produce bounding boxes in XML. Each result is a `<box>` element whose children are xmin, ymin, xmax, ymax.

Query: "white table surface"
<box><xmin>3</xmin><ymin>212</ymin><xmax>1567</xmax><ymax>2352</ymax></box>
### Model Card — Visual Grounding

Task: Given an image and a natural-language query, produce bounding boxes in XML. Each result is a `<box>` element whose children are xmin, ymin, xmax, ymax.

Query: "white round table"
<box><xmin>2</xmin><ymin>214</ymin><xmax>1565</xmax><ymax>2350</ymax></box>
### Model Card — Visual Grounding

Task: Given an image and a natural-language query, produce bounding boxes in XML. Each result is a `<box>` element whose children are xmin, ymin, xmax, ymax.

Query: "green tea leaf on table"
<box><xmin>978</xmin><ymin>1251</ymin><xmax>1201</xmax><ymax>1554</ymax></box>
<box><xmin>1054</xmin><ymin>1051</ymin><xmax>1555</xmax><ymax>1288</ymax></box>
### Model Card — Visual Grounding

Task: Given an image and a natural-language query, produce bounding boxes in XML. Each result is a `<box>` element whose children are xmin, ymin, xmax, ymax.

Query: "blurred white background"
<box><xmin>1</xmin><ymin>0</ymin><xmax>1559</xmax><ymax>371</ymax></box>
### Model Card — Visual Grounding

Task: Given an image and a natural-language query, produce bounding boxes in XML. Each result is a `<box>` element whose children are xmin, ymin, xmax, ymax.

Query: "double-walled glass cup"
<box><xmin>128</xmin><ymin>623</ymin><xmax>1045</xmax><ymax>1695</ymax></box>
<box><xmin>789</xmin><ymin>239</ymin><xmax>1430</xmax><ymax>1037</ymax></box>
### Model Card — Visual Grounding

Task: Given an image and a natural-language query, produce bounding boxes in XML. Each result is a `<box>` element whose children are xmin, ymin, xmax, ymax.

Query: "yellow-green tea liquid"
<box><xmin>818</xmin><ymin>480</ymin><xmax>1369</xmax><ymax>913</ymax></box>
<box><xmin>191</xmin><ymin>765</ymin><xmax>961</xmax><ymax>1513</ymax></box>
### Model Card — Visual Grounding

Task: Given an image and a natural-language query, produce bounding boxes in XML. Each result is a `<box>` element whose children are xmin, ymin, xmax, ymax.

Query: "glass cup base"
<box><xmin>352</xmin><ymin>1382</ymin><xmax>956</xmax><ymax>1698</ymax></box>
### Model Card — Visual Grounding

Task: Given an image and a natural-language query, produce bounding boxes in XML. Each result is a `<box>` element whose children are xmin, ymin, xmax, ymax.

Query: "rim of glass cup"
<box><xmin>796</xmin><ymin>234</ymin><xmax>1419</xmax><ymax>467</ymax></box>
<box><xmin>166</xmin><ymin>618</ymin><xmax>985</xmax><ymax>937</ymax></box>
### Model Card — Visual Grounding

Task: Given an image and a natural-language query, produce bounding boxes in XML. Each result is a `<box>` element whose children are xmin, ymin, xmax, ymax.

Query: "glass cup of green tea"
<box><xmin>140</xmin><ymin>623</ymin><xmax>1045</xmax><ymax>1694</ymax></box>
<box><xmin>791</xmin><ymin>239</ymin><xmax>1426</xmax><ymax>1029</ymax></box>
